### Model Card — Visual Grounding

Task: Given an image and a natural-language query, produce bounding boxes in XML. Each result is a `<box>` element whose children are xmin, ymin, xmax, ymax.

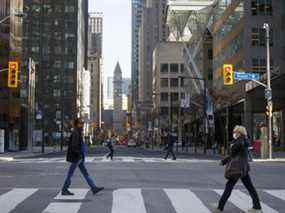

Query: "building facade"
<box><xmin>22</xmin><ymin>0</ymin><xmax>89</xmax><ymax>148</ymax></box>
<box><xmin>88</xmin><ymin>13</ymin><xmax>103</xmax><ymax>131</ymax></box>
<box><xmin>113</xmin><ymin>62</ymin><xmax>124</xmax><ymax>135</ymax></box>
<box><xmin>152</xmin><ymin>42</ymin><xmax>186</xmax><ymax>145</ymax></box>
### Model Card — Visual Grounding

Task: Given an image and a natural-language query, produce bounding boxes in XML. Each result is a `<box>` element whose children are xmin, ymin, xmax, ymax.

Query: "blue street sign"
<box><xmin>234</xmin><ymin>72</ymin><xmax>260</xmax><ymax>81</ymax></box>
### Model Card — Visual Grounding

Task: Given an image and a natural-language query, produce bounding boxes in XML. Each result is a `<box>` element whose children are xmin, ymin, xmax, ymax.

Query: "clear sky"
<box><xmin>88</xmin><ymin>0</ymin><xmax>132</xmax><ymax>82</ymax></box>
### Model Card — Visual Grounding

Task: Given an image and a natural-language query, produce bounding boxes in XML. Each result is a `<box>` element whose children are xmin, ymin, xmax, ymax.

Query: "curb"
<box><xmin>253</xmin><ymin>159</ymin><xmax>285</xmax><ymax>162</ymax></box>
<box><xmin>0</xmin><ymin>157</ymin><xmax>14</xmax><ymax>161</ymax></box>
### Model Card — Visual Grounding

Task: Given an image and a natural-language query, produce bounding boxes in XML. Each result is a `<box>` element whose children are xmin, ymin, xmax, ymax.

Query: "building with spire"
<box><xmin>113</xmin><ymin>62</ymin><xmax>124</xmax><ymax>135</ymax></box>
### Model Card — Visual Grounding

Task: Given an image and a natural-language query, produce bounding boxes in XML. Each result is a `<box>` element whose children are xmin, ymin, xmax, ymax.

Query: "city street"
<box><xmin>0</xmin><ymin>147</ymin><xmax>284</xmax><ymax>213</ymax></box>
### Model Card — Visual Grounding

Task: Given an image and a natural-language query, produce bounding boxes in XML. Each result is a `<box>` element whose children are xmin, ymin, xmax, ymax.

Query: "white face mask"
<box><xmin>233</xmin><ymin>133</ymin><xmax>238</xmax><ymax>139</ymax></box>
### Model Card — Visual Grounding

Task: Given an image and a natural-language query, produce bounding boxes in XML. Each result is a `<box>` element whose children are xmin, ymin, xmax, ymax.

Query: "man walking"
<box><xmin>164</xmin><ymin>131</ymin><xmax>177</xmax><ymax>160</ymax></box>
<box><xmin>62</xmin><ymin>118</ymin><xmax>104</xmax><ymax>195</ymax></box>
<box><xmin>106</xmin><ymin>137</ymin><xmax>114</xmax><ymax>160</ymax></box>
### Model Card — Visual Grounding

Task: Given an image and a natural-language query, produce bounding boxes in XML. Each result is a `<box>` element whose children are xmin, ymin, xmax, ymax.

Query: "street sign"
<box><xmin>234</xmin><ymin>72</ymin><xmax>260</xmax><ymax>81</ymax></box>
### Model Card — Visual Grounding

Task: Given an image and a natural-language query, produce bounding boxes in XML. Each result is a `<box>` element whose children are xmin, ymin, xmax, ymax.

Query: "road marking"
<box><xmin>85</xmin><ymin>157</ymin><xmax>95</xmax><ymax>162</ymax></box>
<box><xmin>54</xmin><ymin>188</ymin><xmax>89</xmax><ymax>200</ymax></box>
<box><xmin>122</xmin><ymin>157</ymin><xmax>135</xmax><ymax>162</ymax></box>
<box><xmin>265</xmin><ymin>190</ymin><xmax>285</xmax><ymax>201</ymax></box>
<box><xmin>42</xmin><ymin>202</ymin><xmax>81</xmax><ymax>213</ymax></box>
<box><xmin>215</xmin><ymin>190</ymin><xmax>278</xmax><ymax>213</ymax></box>
<box><xmin>0</xmin><ymin>188</ymin><xmax>38</xmax><ymax>213</ymax></box>
<box><xmin>112</xmin><ymin>188</ymin><xmax>147</xmax><ymax>213</ymax></box>
<box><xmin>164</xmin><ymin>189</ymin><xmax>211</xmax><ymax>213</ymax></box>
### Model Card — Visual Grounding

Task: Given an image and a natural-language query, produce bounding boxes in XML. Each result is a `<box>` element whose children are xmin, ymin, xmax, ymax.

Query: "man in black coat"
<box><xmin>164</xmin><ymin>132</ymin><xmax>177</xmax><ymax>160</ymax></box>
<box><xmin>62</xmin><ymin>118</ymin><xmax>104</xmax><ymax>195</ymax></box>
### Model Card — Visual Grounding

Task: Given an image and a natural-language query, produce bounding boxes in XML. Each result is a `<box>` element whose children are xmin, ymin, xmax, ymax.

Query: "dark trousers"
<box><xmin>218</xmin><ymin>174</ymin><xmax>261</xmax><ymax>211</ymax></box>
<box><xmin>107</xmin><ymin>147</ymin><xmax>114</xmax><ymax>160</ymax></box>
<box><xmin>62</xmin><ymin>158</ymin><xmax>96</xmax><ymax>190</ymax></box>
<box><xmin>164</xmin><ymin>146</ymin><xmax>176</xmax><ymax>159</ymax></box>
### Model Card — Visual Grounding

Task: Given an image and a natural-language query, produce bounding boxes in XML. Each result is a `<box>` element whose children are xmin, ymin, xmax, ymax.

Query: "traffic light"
<box><xmin>8</xmin><ymin>61</ymin><xmax>19</xmax><ymax>88</ymax></box>
<box><xmin>223</xmin><ymin>64</ymin><xmax>234</xmax><ymax>85</ymax></box>
<box><xmin>266</xmin><ymin>103</ymin><xmax>273</xmax><ymax>118</ymax></box>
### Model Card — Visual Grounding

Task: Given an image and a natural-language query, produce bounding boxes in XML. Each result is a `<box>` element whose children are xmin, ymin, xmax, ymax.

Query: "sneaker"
<box><xmin>210</xmin><ymin>203</ymin><xmax>222</xmax><ymax>213</ymax></box>
<box><xmin>91</xmin><ymin>187</ymin><xmax>104</xmax><ymax>195</ymax></box>
<box><xmin>247</xmin><ymin>209</ymin><xmax>262</xmax><ymax>213</ymax></box>
<box><xmin>61</xmin><ymin>189</ymin><xmax>74</xmax><ymax>196</ymax></box>
<box><xmin>172</xmin><ymin>157</ymin><xmax>176</xmax><ymax>160</ymax></box>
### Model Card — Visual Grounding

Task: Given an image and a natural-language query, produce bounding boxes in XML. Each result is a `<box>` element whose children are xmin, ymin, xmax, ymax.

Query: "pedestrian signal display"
<box><xmin>8</xmin><ymin>61</ymin><xmax>19</xmax><ymax>88</ymax></box>
<box><xmin>266</xmin><ymin>103</ymin><xmax>273</xmax><ymax>118</ymax></box>
<box><xmin>223</xmin><ymin>64</ymin><xmax>234</xmax><ymax>85</ymax></box>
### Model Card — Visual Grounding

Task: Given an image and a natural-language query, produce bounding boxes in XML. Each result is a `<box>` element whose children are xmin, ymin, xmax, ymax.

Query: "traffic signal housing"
<box><xmin>266</xmin><ymin>103</ymin><xmax>273</xmax><ymax>118</ymax></box>
<box><xmin>8</xmin><ymin>61</ymin><xmax>19</xmax><ymax>88</ymax></box>
<box><xmin>223</xmin><ymin>64</ymin><xmax>234</xmax><ymax>85</ymax></box>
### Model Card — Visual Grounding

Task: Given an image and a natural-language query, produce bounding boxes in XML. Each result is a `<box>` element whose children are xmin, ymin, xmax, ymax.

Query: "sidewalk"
<box><xmin>0</xmin><ymin>146</ymin><xmax>67</xmax><ymax>161</ymax></box>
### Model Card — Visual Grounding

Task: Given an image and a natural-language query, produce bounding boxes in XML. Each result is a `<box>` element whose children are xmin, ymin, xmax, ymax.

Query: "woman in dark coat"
<box><xmin>213</xmin><ymin>125</ymin><xmax>262</xmax><ymax>213</ymax></box>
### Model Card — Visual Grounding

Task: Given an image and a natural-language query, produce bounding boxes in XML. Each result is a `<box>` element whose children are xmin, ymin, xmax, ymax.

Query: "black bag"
<box><xmin>224</xmin><ymin>156</ymin><xmax>242</xmax><ymax>179</ymax></box>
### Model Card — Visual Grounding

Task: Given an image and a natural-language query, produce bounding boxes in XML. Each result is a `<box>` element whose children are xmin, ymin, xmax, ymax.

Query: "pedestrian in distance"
<box><xmin>164</xmin><ymin>131</ymin><xmax>177</xmax><ymax>160</ymax></box>
<box><xmin>106</xmin><ymin>137</ymin><xmax>114</xmax><ymax>160</ymax></box>
<box><xmin>61</xmin><ymin>118</ymin><xmax>104</xmax><ymax>196</ymax></box>
<box><xmin>212</xmin><ymin>125</ymin><xmax>262</xmax><ymax>213</ymax></box>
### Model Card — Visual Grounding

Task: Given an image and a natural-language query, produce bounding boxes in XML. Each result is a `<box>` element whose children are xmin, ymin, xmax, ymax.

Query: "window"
<box><xmin>170</xmin><ymin>63</ymin><xmax>179</xmax><ymax>73</ymax></box>
<box><xmin>180</xmin><ymin>64</ymin><xmax>184</xmax><ymax>73</ymax></box>
<box><xmin>53</xmin><ymin>89</ymin><xmax>61</xmax><ymax>97</ymax></box>
<box><xmin>251</xmin><ymin>0</ymin><xmax>273</xmax><ymax>16</ymax></box>
<box><xmin>160</xmin><ymin>78</ymin><xmax>168</xmax><ymax>87</ymax></box>
<box><xmin>160</xmin><ymin>107</ymin><xmax>168</xmax><ymax>115</ymax></box>
<box><xmin>170</xmin><ymin>78</ymin><xmax>178</xmax><ymax>87</ymax></box>
<box><xmin>171</xmin><ymin>93</ymin><xmax>179</xmax><ymax>101</ymax></box>
<box><xmin>65</xmin><ymin>6</ymin><xmax>75</xmax><ymax>13</ymax></box>
<box><xmin>251</xmin><ymin>27</ymin><xmax>273</xmax><ymax>47</ymax></box>
<box><xmin>252</xmin><ymin>57</ymin><xmax>274</xmax><ymax>72</ymax></box>
<box><xmin>160</xmin><ymin>63</ymin><xmax>168</xmax><ymax>73</ymax></box>
<box><xmin>160</xmin><ymin>93</ymin><xmax>168</xmax><ymax>102</ymax></box>
<box><xmin>54</xmin><ymin>60</ymin><xmax>62</xmax><ymax>68</ymax></box>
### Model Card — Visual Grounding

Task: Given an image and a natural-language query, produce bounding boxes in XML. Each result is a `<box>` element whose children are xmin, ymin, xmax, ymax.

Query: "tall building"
<box><xmin>113</xmin><ymin>62</ymin><xmax>124</xmax><ymax>135</ymax></box>
<box><xmin>22</xmin><ymin>0</ymin><xmax>89</xmax><ymax>147</ymax></box>
<box><xmin>131</xmin><ymin>0</ymin><xmax>144</xmax><ymax>114</ymax></box>
<box><xmin>88</xmin><ymin>13</ymin><xmax>103</xmax><ymax>130</ymax></box>
<box><xmin>107</xmin><ymin>77</ymin><xmax>131</xmax><ymax>99</ymax></box>
<box><xmin>138</xmin><ymin>0</ymin><xmax>167</xmax><ymax>127</ymax></box>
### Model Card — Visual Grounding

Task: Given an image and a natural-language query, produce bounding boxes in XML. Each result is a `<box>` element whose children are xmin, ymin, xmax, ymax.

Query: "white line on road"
<box><xmin>112</xmin><ymin>188</ymin><xmax>147</xmax><ymax>213</ymax></box>
<box><xmin>42</xmin><ymin>202</ymin><xmax>81</xmax><ymax>213</ymax></box>
<box><xmin>265</xmin><ymin>190</ymin><xmax>285</xmax><ymax>201</ymax></box>
<box><xmin>215</xmin><ymin>190</ymin><xmax>279</xmax><ymax>213</ymax></box>
<box><xmin>0</xmin><ymin>188</ymin><xmax>38</xmax><ymax>213</ymax></box>
<box><xmin>54</xmin><ymin>188</ymin><xmax>89</xmax><ymax>200</ymax></box>
<box><xmin>164</xmin><ymin>189</ymin><xmax>211</xmax><ymax>213</ymax></box>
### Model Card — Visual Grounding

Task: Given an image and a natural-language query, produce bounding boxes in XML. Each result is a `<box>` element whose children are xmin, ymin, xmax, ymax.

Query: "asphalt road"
<box><xmin>0</xmin><ymin>147</ymin><xmax>284</xmax><ymax>213</ymax></box>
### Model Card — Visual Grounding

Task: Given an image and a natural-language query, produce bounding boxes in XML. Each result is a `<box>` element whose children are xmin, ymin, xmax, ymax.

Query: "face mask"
<box><xmin>233</xmin><ymin>133</ymin><xmax>238</xmax><ymax>139</ymax></box>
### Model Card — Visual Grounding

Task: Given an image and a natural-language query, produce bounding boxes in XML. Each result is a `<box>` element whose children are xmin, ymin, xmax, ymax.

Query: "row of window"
<box><xmin>160</xmin><ymin>78</ymin><xmax>184</xmax><ymax>88</ymax></box>
<box><xmin>252</xmin><ymin>58</ymin><xmax>274</xmax><ymax>72</ymax></box>
<box><xmin>251</xmin><ymin>0</ymin><xmax>273</xmax><ymax>16</ymax></box>
<box><xmin>28</xmin><ymin>4</ymin><xmax>76</xmax><ymax>14</ymax></box>
<box><xmin>251</xmin><ymin>27</ymin><xmax>273</xmax><ymax>47</ymax></box>
<box><xmin>160</xmin><ymin>92</ymin><xmax>185</xmax><ymax>102</ymax></box>
<box><xmin>160</xmin><ymin>63</ymin><xmax>184</xmax><ymax>73</ymax></box>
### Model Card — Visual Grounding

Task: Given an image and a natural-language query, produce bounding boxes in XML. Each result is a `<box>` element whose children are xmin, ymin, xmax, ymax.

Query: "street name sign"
<box><xmin>234</xmin><ymin>72</ymin><xmax>260</xmax><ymax>81</ymax></box>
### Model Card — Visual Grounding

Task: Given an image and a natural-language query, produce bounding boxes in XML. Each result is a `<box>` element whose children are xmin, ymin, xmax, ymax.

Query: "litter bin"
<box><xmin>0</xmin><ymin>129</ymin><xmax>4</xmax><ymax>153</ymax></box>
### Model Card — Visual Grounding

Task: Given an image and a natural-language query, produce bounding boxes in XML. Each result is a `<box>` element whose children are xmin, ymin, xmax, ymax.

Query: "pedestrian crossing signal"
<box><xmin>8</xmin><ymin>61</ymin><xmax>19</xmax><ymax>88</ymax></box>
<box><xmin>223</xmin><ymin>64</ymin><xmax>233</xmax><ymax>85</ymax></box>
<box><xmin>266</xmin><ymin>103</ymin><xmax>273</xmax><ymax>118</ymax></box>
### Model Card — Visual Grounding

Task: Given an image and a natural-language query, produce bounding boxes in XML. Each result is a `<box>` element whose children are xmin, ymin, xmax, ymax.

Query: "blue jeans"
<box><xmin>62</xmin><ymin>158</ymin><xmax>96</xmax><ymax>190</ymax></box>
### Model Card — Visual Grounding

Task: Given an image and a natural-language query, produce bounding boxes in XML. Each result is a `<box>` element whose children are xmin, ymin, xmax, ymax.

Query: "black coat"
<box><xmin>66</xmin><ymin>128</ymin><xmax>83</xmax><ymax>163</ymax></box>
<box><xmin>221</xmin><ymin>136</ymin><xmax>250</xmax><ymax>177</ymax></box>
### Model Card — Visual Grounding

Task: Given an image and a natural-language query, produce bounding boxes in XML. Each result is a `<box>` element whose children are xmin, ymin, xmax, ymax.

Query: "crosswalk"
<box><xmin>0</xmin><ymin>188</ymin><xmax>284</xmax><ymax>213</ymax></box>
<box><xmin>4</xmin><ymin>156</ymin><xmax>217</xmax><ymax>164</ymax></box>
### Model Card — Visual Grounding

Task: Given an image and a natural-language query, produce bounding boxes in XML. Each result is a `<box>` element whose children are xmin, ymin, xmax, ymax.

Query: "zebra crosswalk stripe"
<box><xmin>42</xmin><ymin>202</ymin><xmax>81</xmax><ymax>213</ymax></box>
<box><xmin>0</xmin><ymin>188</ymin><xmax>38</xmax><ymax>213</ymax></box>
<box><xmin>164</xmin><ymin>189</ymin><xmax>211</xmax><ymax>213</ymax></box>
<box><xmin>265</xmin><ymin>190</ymin><xmax>285</xmax><ymax>201</ymax></box>
<box><xmin>112</xmin><ymin>188</ymin><xmax>147</xmax><ymax>213</ymax></box>
<box><xmin>215</xmin><ymin>189</ymin><xmax>278</xmax><ymax>213</ymax></box>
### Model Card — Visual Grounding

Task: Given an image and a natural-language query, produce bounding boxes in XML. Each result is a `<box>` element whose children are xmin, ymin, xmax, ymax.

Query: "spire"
<box><xmin>114</xmin><ymin>61</ymin><xmax>122</xmax><ymax>74</ymax></box>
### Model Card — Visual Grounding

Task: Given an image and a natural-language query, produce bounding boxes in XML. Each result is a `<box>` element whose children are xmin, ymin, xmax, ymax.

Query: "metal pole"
<box><xmin>203</xmin><ymin>79</ymin><xmax>207</xmax><ymax>154</ymax></box>
<box><xmin>264</xmin><ymin>23</ymin><xmax>272</xmax><ymax>160</ymax></box>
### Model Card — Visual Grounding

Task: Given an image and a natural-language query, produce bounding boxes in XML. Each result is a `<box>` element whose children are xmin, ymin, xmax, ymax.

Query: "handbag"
<box><xmin>224</xmin><ymin>156</ymin><xmax>242</xmax><ymax>179</ymax></box>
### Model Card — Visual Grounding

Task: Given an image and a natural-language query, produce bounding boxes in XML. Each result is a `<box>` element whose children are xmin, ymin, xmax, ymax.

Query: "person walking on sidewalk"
<box><xmin>164</xmin><ymin>131</ymin><xmax>177</xmax><ymax>160</ymax></box>
<box><xmin>62</xmin><ymin>118</ymin><xmax>104</xmax><ymax>196</ymax></box>
<box><xmin>213</xmin><ymin>125</ymin><xmax>262</xmax><ymax>213</ymax></box>
<box><xmin>106</xmin><ymin>137</ymin><xmax>114</xmax><ymax>160</ymax></box>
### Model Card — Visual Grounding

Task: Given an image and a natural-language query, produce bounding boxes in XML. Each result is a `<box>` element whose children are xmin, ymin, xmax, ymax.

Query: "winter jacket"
<box><xmin>66</xmin><ymin>128</ymin><xmax>84</xmax><ymax>163</ymax></box>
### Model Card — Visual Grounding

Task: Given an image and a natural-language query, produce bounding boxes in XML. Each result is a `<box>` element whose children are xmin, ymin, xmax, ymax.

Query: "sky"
<box><xmin>88</xmin><ymin>0</ymin><xmax>132</xmax><ymax>82</ymax></box>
